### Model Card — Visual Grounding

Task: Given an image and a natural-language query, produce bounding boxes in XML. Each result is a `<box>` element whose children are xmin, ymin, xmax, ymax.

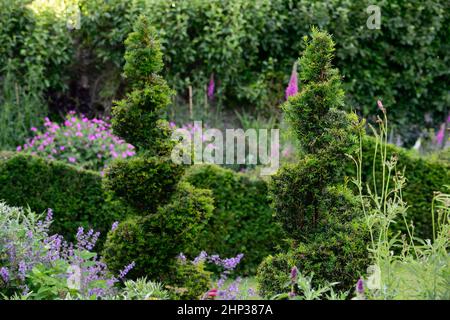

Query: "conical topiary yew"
<box><xmin>259</xmin><ymin>28</ymin><xmax>370</xmax><ymax>293</ymax></box>
<box><xmin>102</xmin><ymin>16</ymin><xmax>214</xmax><ymax>280</ymax></box>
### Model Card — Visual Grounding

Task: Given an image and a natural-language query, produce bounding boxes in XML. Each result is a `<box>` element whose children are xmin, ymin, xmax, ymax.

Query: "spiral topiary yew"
<box><xmin>102</xmin><ymin>16</ymin><xmax>213</xmax><ymax>280</ymax></box>
<box><xmin>259</xmin><ymin>28</ymin><xmax>369</xmax><ymax>294</ymax></box>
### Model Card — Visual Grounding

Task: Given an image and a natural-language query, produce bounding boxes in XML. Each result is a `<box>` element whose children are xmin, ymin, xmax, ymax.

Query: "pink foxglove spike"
<box><xmin>436</xmin><ymin>123</ymin><xmax>445</xmax><ymax>145</ymax></box>
<box><xmin>207</xmin><ymin>74</ymin><xmax>215</xmax><ymax>99</ymax></box>
<box><xmin>285</xmin><ymin>62</ymin><xmax>298</xmax><ymax>100</ymax></box>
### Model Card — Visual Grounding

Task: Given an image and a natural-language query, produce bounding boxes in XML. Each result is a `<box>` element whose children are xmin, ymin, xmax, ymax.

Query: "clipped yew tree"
<box><xmin>102</xmin><ymin>16</ymin><xmax>214</xmax><ymax>280</ymax></box>
<box><xmin>257</xmin><ymin>28</ymin><xmax>370</xmax><ymax>296</ymax></box>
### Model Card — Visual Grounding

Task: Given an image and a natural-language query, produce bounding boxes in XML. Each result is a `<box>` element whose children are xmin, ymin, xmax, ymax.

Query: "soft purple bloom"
<box><xmin>356</xmin><ymin>278</ymin><xmax>364</xmax><ymax>294</ymax></box>
<box><xmin>16</xmin><ymin>145</ymin><xmax>22</xmax><ymax>152</ymax></box>
<box><xmin>377</xmin><ymin>100</ymin><xmax>386</xmax><ymax>113</ymax></box>
<box><xmin>193</xmin><ymin>251</ymin><xmax>208</xmax><ymax>265</ymax></box>
<box><xmin>18</xmin><ymin>261</ymin><xmax>27</xmax><ymax>281</ymax></box>
<box><xmin>46</xmin><ymin>208</ymin><xmax>53</xmax><ymax>223</ymax></box>
<box><xmin>0</xmin><ymin>267</ymin><xmax>9</xmax><ymax>283</ymax></box>
<box><xmin>290</xmin><ymin>266</ymin><xmax>298</xmax><ymax>283</ymax></box>
<box><xmin>285</xmin><ymin>64</ymin><xmax>298</xmax><ymax>99</ymax></box>
<box><xmin>177</xmin><ymin>252</ymin><xmax>187</xmax><ymax>263</ymax></box>
<box><xmin>111</xmin><ymin>221</ymin><xmax>119</xmax><ymax>231</ymax></box>
<box><xmin>436</xmin><ymin>123</ymin><xmax>445</xmax><ymax>145</ymax></box>
<box><xmin>68</xmin><ymin>157</ymin><xmax>76</xmax><ymax>163</ymax></box>
<box><xmin>207</xmin><ymin>74</ymin><xmax>215</xmax><ymax>99</ymax></box>
<box><xmin>31</xmin><ymin>127</ymin><xmax>37</xmax><ymax>132</ymax></box>
<box><xmin>118</xmin><ymin>261</ymin><xmax>135</xmax><ymax>279</ymax></box>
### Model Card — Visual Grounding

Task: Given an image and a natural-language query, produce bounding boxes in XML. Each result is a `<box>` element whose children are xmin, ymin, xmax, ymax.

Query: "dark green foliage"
<box><xmin>102</xmin><ymin>183</ymin><xmax>213</xmax><ymax>280</ymax></box>
<box><xmin>184</xmin><ymin>164</ymin><xmax>285</xmax><ymax>275</ymax></box>
<box><xmin>0</xmin><ymin>0</ymin><xmax>71</xmax><ymax>149</ymax></box>
<box><xmin>122</xmin><ymin>17</ymin><xmax>164</xmax><ymax>83</ymax></box>
<box><xmin>169</xmin><ymin>260</ymin><xmax>212</xmax><ymax>300</ymax></box>
<box><xmin>273</xmin><ymin>28</ymin><xmax>363</xmax><ymax>235</ymax></box>
<box><xmin>257</xmin><ymin>217</ymin><xmax>370</xmax><ymax>297</ymax></box>
<box><xmin>3</xmin><ymin>1</ymin><xmax>447</xmax><ymax>140</ymax></box>
<box><xmin>104</xmin><ymin>156</ymin><xmax>184</xmax><ymax>212</ymax></box>
<box><xmin>141</xmin><ymin>0</ymin><xmax>449</xmax><ymax>141</ymax></box>
<box><xmin>293</xmin><ymin>217</ymin><xmax>370</xmax><ymax>290</ymax></box>
<box><xmin>0</xmin><ymin>152</ymin><xmax>127</xmax><ymax>244</ymax></box>
<box><xmin>358</xmin><ymin>137</ymin><xmax>450</xmax><ymax>238</ymax></box>
<box><xmin>260</xmin><ymin>29</ymin><xmax>369</xmax><ymax>292</ymax></box>
<box><xmin>256</xmin><ymin>252</ymin><xmax>295</xmax><ymax>298</ymax></box>
<box><xmin>103</xmin><ymin>16</ymin><xmax>214</xmax><ymax>281</ymax></box>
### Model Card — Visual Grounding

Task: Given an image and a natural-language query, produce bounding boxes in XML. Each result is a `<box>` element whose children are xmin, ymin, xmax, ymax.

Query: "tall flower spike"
<box><xmin>208</xmin><ymin>74</ymin><xmax>215</xmax><ymax>99</ymax></box>
<box><xmin>436</xmin><ymin>123</ymin><xmax>445</xmax><ymax>145</ymax></box>
<box><xmin>356</xmin><ymin>278</ymin><xmax>364</xmax><ymax>294</ymax></box>
<box><xmin>285</xmin><ymin>62</ymin><xmax>298</xmax><ymax>100</ymax></box>
<box><xmin>377</xmin><ymin>100</ymin><xmax>386</xmax><ymax>113</ymax></box>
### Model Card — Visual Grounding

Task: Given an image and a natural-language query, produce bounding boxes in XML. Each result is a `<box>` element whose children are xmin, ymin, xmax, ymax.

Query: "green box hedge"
<box><xmin>0</xmin><ymin>152</ymin><xmax>129</xmax><ymax>243</ymax></box>
<box><xmin>184</xmin><ymin>164</ymin><xmax>285</xmax><ymax>275</ymax></box>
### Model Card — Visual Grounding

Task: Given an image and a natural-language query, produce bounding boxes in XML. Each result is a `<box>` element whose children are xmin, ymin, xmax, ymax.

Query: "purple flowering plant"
<box><xmin>179</xmin><ymin>251</ymin><xmax>248</xmax><ymax>300</ymax></box>
<box><xmin>16</xmin><ymin>112</ymin><xmax>135</xmax><ymax>171</ymax></box>
<box><xmin>0</xmin><ymin>203</ymin><xmax>134</xmax><ymax>300</ymax></box>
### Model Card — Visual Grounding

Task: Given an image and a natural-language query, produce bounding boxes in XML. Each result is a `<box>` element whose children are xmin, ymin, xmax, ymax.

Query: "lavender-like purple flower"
<box><xmin>46</xmin><ymin>208</ymin><xmax>53</xmax><ymax>223</ymax></box>
<box><xmin>111</xmin><ymin>221</ymin><xmax>119</xmax><ymax>232</ymax></box>
<box><xmin>177</xmin><ymin>252</ymin><xmax>187</xmax><ymax>263</ymax></box>
<box><xmin>0</xmin><ymin>267</ymin><xmax>9</xmax><ymax>283</ymax></box>
<box><xmin>18</xmin><ymin>261</ymin><xmax>27</xmax><ymax>281</ymax></box>
<box><xmin>221</xmin><ymin>253</ymin><xmax>244</xmax><ymax>270</ymax></box>
<box><xmin>193</xmin><ymin>251</ymin><xmax>208</xmax><ymax>265</ymax></box>
<box><xmin>207</xmin><ymin>74</ymin><xmax>215</xmax><ymax>99</ymax></box>
<box><xmin>285</xmin><ymin>64</ymin><xmax>298</xmax><ymax>100</ymax></box>
<box><xmin>118</xmin><ymin>261</ymin><xmax>135</xmax><ymax>279</ymax></box>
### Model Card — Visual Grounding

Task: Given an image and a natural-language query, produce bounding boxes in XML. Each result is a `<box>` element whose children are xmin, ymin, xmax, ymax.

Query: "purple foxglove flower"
<box><xmin>285</xmin><ymin>64</ymin><xmax>298</xmax><ymax>99</ymax></box>
<box><xmin>436</xmin><ymin>123</ymin><xmax>445</xmax><ymax>145</ymax></box>
<box><xmin>290</xmin><ymin>266</ymin><xmax>298</xmax><ymax>283</ymax></box>
<box><xmin>207</xmin><ymin>74</ymin><xmax>215</xmax><ymax>99</ymax></box>
<box><xmin>356</xmin><ymin>278</ymin><xmax>364</xmax><ymax>294</ymax></box>
<box><xmin>377</xmin><ymin>100</ymin><xmax>386</xmax><ymax>113</ymax></box>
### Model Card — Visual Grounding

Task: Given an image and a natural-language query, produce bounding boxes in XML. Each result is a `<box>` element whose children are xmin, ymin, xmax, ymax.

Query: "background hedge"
<box><xmin>184</xmin><ymin>164</ymin><xmax>285</xmax><ymax>275</ymax></box>
<box><xmin>1</xmin><ymin>0</ymin><xmax>447</xmax><ymax>146</ymax></box>
<box><xmin>356</xmin><ymin>137</ymin><xmax>450</xmax><ymax>238</ymax></box>
<box><xmin>0</xmin><ymin>152</ymin><xmax>129</xmax><ymax>243</ymax></box>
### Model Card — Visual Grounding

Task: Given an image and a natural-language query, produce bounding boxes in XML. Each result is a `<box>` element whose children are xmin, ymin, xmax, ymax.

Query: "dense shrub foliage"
<box><xmin>0</xmin><ymin>0</ymin><xmax>71</xmax><ymax>149</ymax></box>
<box><xmin>169</xmin><ymin>257</ymin><xmax>212</xmax><ymax>300</ymax></box>
<box><xmin>184</xmin><ymin>164</ymin><xmax>284</xmax><ymax>275</ymax></box>
<box><xmin>2</xmin><ymin>1</ymin><xmax>447</xmax><ymax>143</ymax></box>
<box><xmin>0</xmin><ymin>152</ymin><xmax>127</xmax><ymax>242</ymax></box>
<box><xmin>259</xmin><ymin>29</ymin><xmax>370</xmax><ymax>296</ymax></box>
<box><xmin>102</xmin><ymin>17</ymin><xmax>214</xmax><ymax>280</ymax></box>
<box><xmin>17</xmin><ymin>113</ymin><xmax>135</xmax><ymax>171</ymax></box>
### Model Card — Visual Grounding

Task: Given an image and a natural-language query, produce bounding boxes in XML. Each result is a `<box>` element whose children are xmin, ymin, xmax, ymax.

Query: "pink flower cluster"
<box><xmin>17</xmin><ymin>111</ymin><xmax>135</xmax><ymax>171</ymax></box>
